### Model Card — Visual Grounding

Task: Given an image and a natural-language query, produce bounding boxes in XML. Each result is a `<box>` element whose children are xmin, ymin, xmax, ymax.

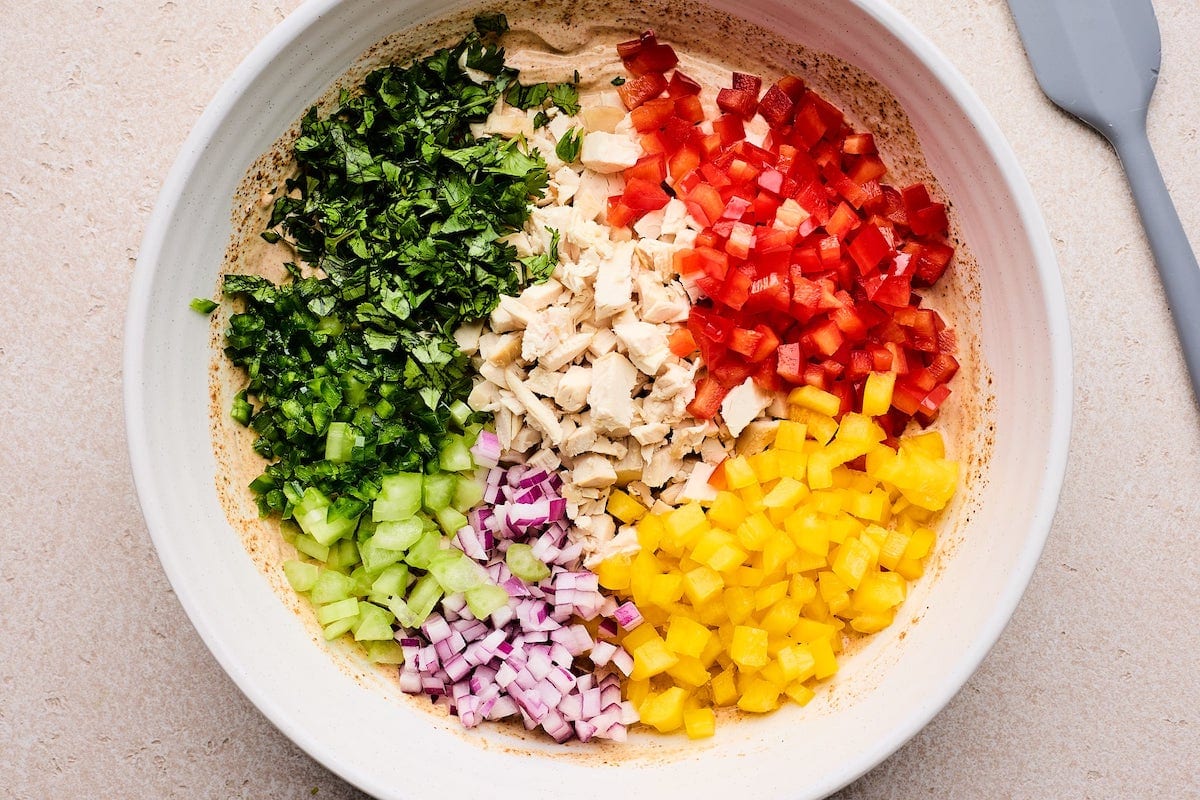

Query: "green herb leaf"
<box><xmin>611</xmin><ymin>75</ymin><xmax>626</xmax><ymax>86</ymax></box>
<box><xmin>555</xmin><ymin>127</ymin><xmax>583</xmax><ymax>163</ymax></box>
<box><xmin>190</xmin><ymin>297</ymin><xmax>218</xmax><ymax>314</ymax></box>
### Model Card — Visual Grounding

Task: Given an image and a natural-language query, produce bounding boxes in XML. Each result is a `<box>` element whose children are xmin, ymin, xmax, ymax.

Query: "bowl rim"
<box><xmin>124</xmin><ymin>0</ymin><xmax>1072</xmax><ymax>796</ymax></box>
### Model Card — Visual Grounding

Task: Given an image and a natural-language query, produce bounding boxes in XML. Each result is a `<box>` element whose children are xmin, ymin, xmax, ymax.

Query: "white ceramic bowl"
<box><xmin>125</xmin><ymin>0</ymin><xmax>1071</xmax><ymax>797</ymax></box>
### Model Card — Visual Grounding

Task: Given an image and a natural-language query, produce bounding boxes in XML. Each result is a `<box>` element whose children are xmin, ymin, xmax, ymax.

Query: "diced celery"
<box><xmin>404</xmin><ymin>574</ymin><xmax>443</xmax><ymax>627</ymax></box>
<box><xmin>370</xmin><ymin>563</ymin><xmax>410</xmax><ymax>597</ymax></box>
<box><xmin>279</xmin><ymin>519</ymin><xmax>301</xmax><ymax>545</ymax></box>
<box><xmin>372</xmin><ymin>518</ymin><xmax>424</xmax><ymax>551</ymax></box>
<box><xmin>434</xmin><ymin>506</ymin><xmax>468</xmax><ymax>537</ymax></box>
<box><xmin>325</xmin><ymin>539</ymin><xmax>361</xmax><ymax>572</ymax></box>
<box><xmin>428</xmin><ymin>550</ymin><xmax>489</xmax><ymax>592</ymax></box>
<box><xmin>462</xmin><ymin>422</ymin><xmax>483</xmax><ymax>446</ymax></box>
<box><xmin>294</xmin><ymin>533</ymin><xmax>330</xmax><ymax>562</ymax></box>
<box><xmin>324</xmin><ymin>421</ymin><xmax>356</xmax><ymax>463</ymax></box>
<box><xmin>323</xmin><ymin>616</ymin><xmax>357</xmax><ymax>641</ymax></box>
<box><xmin>355</xmin><ymin>515</ymin><xmax>378</xmax><ymax>543</ymax></box>
<box><xmin>364</xmin><ymin>640</ymin><xmax>405</xmax><ymax>664</ymax></box>
<box><xmin>452</xmin><ymin>475</ymin><xmax>485</xmax><ymax>513</ymax></box>
<box><xmin>466</xmin><ymin>584</ymin><xmax>510</xmax><ymax>619</ymax></box>
<box><xmin>404</xmin><ymin>530</ymin><xmax>443</xmax><ymax>569</ymax></box>
<box><xmin>294</xmin><ymin>486</ymin><xmax>360</xmax><ymax>546</ymax></box>
<box><xmin>341</xmin><ymin>373</ymin><xmax>368</xmax><ymax>406</ymax></box>
<box><xmin>282</xmin><ymin>560</ymin><xmax>319</xmax><ymax>592</ymax></box>
<box><xmin>316</xmin><ymin>597</ymin><xmax>359</xmax><ymax>625</ymax></box>
<box><xmin>373</xmin><ymin>473</ymin><xmax>424</xmax><ymax>522</ymax></box>
<box><xmin>386</xmin><ymin>596</ymin><xmax>416</xmax><ymax>629</ymax></box>
<box><xmin>310</xmin><ymin>570</ymin><xmax>358</xmax><ymax>604</ymax></box>
<box><xmin>422</xmin><ymin>473</ymin><xmax>457</xmax><ymax>512</ymax></box>
<box><xmin>506</xmin><ymin>543</ymin><xmax>551</xmax><ymax>583</ymax></box>
<box><xmin>438</xmin><ymin>434</ymin><xmax>474</xmax><ymax>473</ymax></box>
<box><xmin>352</xmin><ymin>603</ymin><xmax>396</xmax><ymax>641</ymax></box>
<box><xmin>449</xmin><ymin>400</ymin><xmax>473</xmax><ymax>429</ymax></box>
<box><xmin>348</xmin><ymin>566</ymin><xmax>375</xmax><ymax>597</ymax></box>
<box><xmin>359</xmin><ymin>537</ymin><xmax>405</xmax><ymax>574</ymax></box>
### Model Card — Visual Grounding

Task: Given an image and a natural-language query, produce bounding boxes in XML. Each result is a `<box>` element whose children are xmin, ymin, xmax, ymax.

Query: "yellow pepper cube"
<box><xmin>849</xmin><ymin>610</ymin><xmax>895</xmax><ymax>633</ymax></box>
<box><xmin>738</xmin><ymin>481</ymin><xmax>765</xmax><ymax>512</ymax></box>
<box><xmin>698</xmin><ymin>629</ymin><xmax>726</xmax><ymax>666</ymax></box>
<box><xmin>789</xmin><ymin>574</ymin><xmax>817</xmax><ymax>603</ymax></box>
<box><xmin>649</xmin><ymin>573</ymin><xmax>685</xmax><ymax>606</ymax></box>
<box><xmin>894</xmin><ymin>556</ymin><xmax>925</xmax><ymax>580</ymax></box>
<box><xmin>747</xmin><ymin>450</ymin><xmax>781</xmax><ymax>483</ymax></box>
<box><xmin>666</xmin><ymin>615</ymin><xmax>714</xmax><ymax>658</ymax></box>
<box><xmin>786</xmin><ymin>511</ymin><xmax>829</xmax><ymax>557</ymax></box>
<box><xmin>722</xmin><ymin>455</ymin><xmax>758</xmax><ymax>490</ymax></box>
<box><xmin>705</xmin><ymin>542</ymin><xmax>749</xmax><ymax>574</ymax></box>
<box><xmin>732</xmin><ymin>566</ymin><xmax>765</xmax><ymax>587</ymax></box>
<box><xmin>667</xmin><ymin>655</ymin><xmax>712</xmax><ymax>688</ymax></box>
<box><xmin>754</xmin><ymin>580</ymin><xmax>789</xmax><ymax>611</ymax></box>
<box><xmin>695</xmin><ymin>599</ymin><xmax>729</xmax><ymax>628</ymax></box>
<box><xmin>905</xmin><ymin>527</ymin><xmax>936</xmax><ymax>560</ymax></box>
<box><xmin>682</xmin><ymin>565</ymin><xmax>725</xmax><ymax>606</ymax></box>
<box><xmin>774</xmin><ymin>420</ymin><xmax>809</xmax><ymax>452</ymax></box>
<box><xmin>737</xmin><ymin>677</ymin><xmax>781</xmax><ymax>713</ymax></box>
<box><xmin>759</xmin><ymin>660</ymin><xmax>790</xmax><ymax>689</ymax></box>
<box><xmin>635</xmin><ymin>514</ymin><xmax>664</xmax><ymax>551</ymax></box>
<box><xmin>665</xmin><ymin>503</ymin><xmax>708</xmax><ymax>547</ymax></box>
<box><xmin>776</xmin><ymin>643</ymin><xmax>817</xmax><ymax>683</ymax></box>
<box><xmin>907</xmin><ymin>429</ymin><xmax>946</xmax><ymax>458</ymax></box>
<box><xmin>595</xmin><ymin>554</ymin><xmax>632</xmax><ymax>591</ymax></box>
<box><xmin>878</xmin><ymin>529</ymin><xmax>911</xmax><ymax>570</ymax></box>
<box><xmin>776</xmin><ymin>449</ymin><xmax>809</xmax><ymax>481</ymax></box>
<box><xmin>736</xmin><ymin>512</ymin><xmax>776</xmax><ymax>551</ymax></box>
<box><xmin>630</xmin><ymin>636</ymin><xmax>679</xmax><ymax>680</ymax></box>
<box><xmin>625</xmin><ymin>678</ymin><xmax>651</xmax><ymax>708</ymax></box>
<box><xmin>711</xmin><ymin>667</ymin><xmax>739</xmax><ymax>706</ymax></box>
<box><xmin>853</xmin><ymin>571</ymin><xmax>907</xmax><ymax>614</ymax></box>
<box><xmin>807</xmin><ymin>450</ymin><xmax>834</xmax><ymax>490</ymax></box>
<box><xmin>788</xmin><ymin>385</ymin><xmax>842</xmax><ymax>418</ymax></box>
<box><xmin>784</xmin><ymin>680</ymin><xmax>816</xmax><ymax>706</ymax></box>
<box><xmin>622</xmin><ymin>621</ymin><xmax>660</xmax><ymax>652</ymax></box>
<box><xmin>861</xmin><ymin>370</ymin><xmax>896</xmax><ymax>417</ymax></box>
<box><xmin>639</xmin><ymin>686</ymin><xmax>687</xmax><ymax>732</ymax></box>
<box><xmin>762</xmin><ymin>477</ymin><xmax>807</xmax><ymax>509</ymax></box>
<box><xmin>684</xmin><ymin>707</ymin><xmax>716</xmax><ymax>739</ymax></box>
<box><xmin>707</xmin><ymin>491</ymin><xmax>746</xmax><ymax>531</ymax></box>
<box><xmin>762</xmin><ymin>532</ymin><xmax>798</xmax><ymax>575</ymax></box>
<box><xmin>835</xmin><ymin>412</ymin><xmax>883</xmax><ymax>447</ymax></box>
<box><xmin>805</xmin><ymin>412</ymin><xmax>839</xmax><ymax>445</ymax></box>
<box><xmin>723</xmin><ymin>587</ymin><xmax>756</xmax><ymax>625</ymax></box>
<box><xmin>731</xmin><ymin>625</ymin><xmax>769</xmax><ymax>670</ymax></box>
<box><xmin>831</xmin><ymin>537</ymin><xmax>874</xmax><ymax>590</ymax></box>
<box><xmin>808</xmin><ymin>636</ymin><xmax>839</xmax><ymax>679</ymax></box>
<box><xmin>606</xmin><ymin>489</ymin><xmax>647</xmax><ymax>524</ymax></box>
<box><xmin>759</xmin><ymin>599</ymin><xmax>804</xmax><ymax>636</ymax></box>
<box><xmin>845</xmin><ymin>487</ymin><xmax>888</xmax><ymax>522</ymax></box>
<box><xmin>790</xmin><ymin>618</ymin><xmax>837</xmax><ymax>643</ymax></box>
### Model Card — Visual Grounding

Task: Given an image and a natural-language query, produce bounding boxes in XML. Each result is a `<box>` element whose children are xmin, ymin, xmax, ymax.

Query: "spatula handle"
<box><xmin>1112</xmin><ymin>124</ymin><xmax>1200</xmax><ymax>405</ymax></box>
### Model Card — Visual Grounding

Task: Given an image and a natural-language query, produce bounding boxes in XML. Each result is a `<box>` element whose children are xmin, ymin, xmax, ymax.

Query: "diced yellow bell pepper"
<box><xmin>607</xmin><ymin>489</ymin><xmax>648</xmax><ymax>524</ymax></box>
<box><xmin>667</xmin><ymin>655</ymin><xmax>712</xmax><ymax>688</ymax></box>
<box><xmin>683</xmin><ymin>707</ymin><xmax>716</xmax><ymax>739</ymax></box>
<box><xmin>707</xmin><ymin>491</ymin><xmax>746</xmax><ymax>531</ymax></box>
<box><xmin>666</xmin><ymin>615</ymin><xmax>714</xmax><ymax>658</ymax></box>
<box><xmin>774</xmin><ymin>420</ymin><xmax>809</xmax><ymax>452</ymax></box>
<box><xmin>809</xmin><ymin>636</ymin><xmax>839</xmax><ymax>679</ymax></box>
<box><xmin>711</xmin><ymin>667</ymin><xmax>739</xmax><ymax>706</ymax></box>
<box><xmin>831</xmin><ymin>537</ymin><xmax>874</xmax><ymax>590</ymax></box>
<box><xmin>788</xmin><ymin>385</ymin><xmax>842</xmax><ymax>418</ymax></box>
<box><xmin>776</xmin><ymin>643</ymin><xmax>817</xmax><ymax>683</ymax></box>
<box><xmin>748</xmin><ymin>450</ymin><xmax>781</xmax><ymax>483</ymax></box>
<box><xmin>682</xmin><ymin>565</ymin><xmax>724</xmax><ymax>606</ymax></box>
<box><xmin>807</xmin><ymin>450</ymin><xmax>834</xmax><ymax>490</ymax></box>
<box><xmin>737</xmin><ymin>678</ymin><xmax>781</xmax><ymax>713</ymax></box>
<box><xmin>783</xmin><ymin>680</ymin><xmax>816</xmax><ymax>706</ymax></box>
<box><xmin>595</xmin><ymin>553</ymin><xmax>632</xmax><ymax>591</ymax></box>
<box><xmin>730</xmin><ymin>625</ymin><xmax>769</xmax><ymax>670</ymax></box>
<box><xmin>630</xmin><ymin>636</ymin><xmax>679</xmax><ymax>680</ymax></box>
<box><xmin>640</xmin><ymin>687</ymin><xmax>687</xmax><ymax>732</ymax></box>
<box><xmin>722</xmin><ymin>455</ymin><xmax>758</xmax><ymax>490</ymax></box>
<box><xmin>861</xmin><ymin>371</ymin><xmax>896</xmax><ymax>417</ymax></box>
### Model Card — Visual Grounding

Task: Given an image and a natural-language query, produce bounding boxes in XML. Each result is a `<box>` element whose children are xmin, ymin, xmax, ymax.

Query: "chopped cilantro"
<box><xmin>611</xmin><ymin>76</ymin><xmax>626</xmax><ymax>86</ymax></box>
<box><xmin>220</xmin><ymin>20</ymin><xmax>569</xmax><ymax>516</ymax></box>
<box><xmin>555</xmin><ymin>127</ymin><xmax>583</xmax><ymax>163</ymax></box>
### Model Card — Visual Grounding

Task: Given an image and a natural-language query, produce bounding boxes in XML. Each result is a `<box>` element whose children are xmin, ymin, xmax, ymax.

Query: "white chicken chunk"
<box><xmin>555</xmin><ymin>365</ymin><xmax>592</xmax><ymax>413</ymax></box>
<box><xmin>613</xmin><ymin>319</ymin><xmax>670</xmax><ymax>375</ymax></box>
<box><xmin>571</xmin><ymin>454</ymin><xmax>618</xmax><ymax>489</ymax></box>
<box><xmin>580</xmin><ymin>131</ymin><xmax>641</xmax><ymax>173</ymax></box>
<box><xmin>521</xmin><ymin>306</ymin><xmax>574</xmax><ymax>362</ymax></box>
<box><xmin>588</xmin><ymin>351</ymin><xmax>638</xmax><ymax>434</ymax></box>
<box><xmin>594</xmin><ymin>241</ymin><xmax>634</xmax><ymax>319</ymax></box>
<box><xmin>719</xmin><ymin>377</ymin><xmax>777</xmax><ymax>437</ymax></box>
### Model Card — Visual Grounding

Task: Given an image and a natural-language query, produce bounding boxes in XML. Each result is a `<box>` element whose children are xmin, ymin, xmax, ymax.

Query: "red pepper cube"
<box><xmin>630</xmin><ymin>97</ymin><xmax>676</xmax><ymax>132</ymax></box>
<box><xmin>618</xmin><ymin>71</ymin><xmax>669</xmax><ymax>109</ymax></box>
<box><xmin>616</xmin><ymin>31</ymin><xmax>655</xmax><ymax>60</ymax></box>
<box><xmin>870</xmin><ymin>274</ymin><xmax>913</xmax><ymax>308</ymax></box>
<box><xmin>847</xmin><ymin>155</ymin><xmax>888</xmax><ymax>186</ymax></box>
<box><xmin>822</xmin><ymin>162</ymin><xmax>870</xmax><ymax>209</ymax></box>
<box><xmin>668</xmin><ymin>327</ymin><xmax>698</xmax><ymax>358</ymax></box>
<box><xmin>758</xmin><ymin>84</ymin><xmax>796</xmax><ymax>128</ymax></box>
<box><xmin>674</xmin><ymin>94</ymin><xmax>706</xmax><ymax>124</ymax></box>
<box><xmin>668</xmin><ymin>70</ymin><xmax>703</xmax><ymax>98</ymax></box>
<box><xmin>791</xmin><ymin>100</ymin><xmax>828</xmax><ymax>147</ymax></box>
<box><xmin>724</xmin><ymin>221</ymin><xmax>755</xmax><ymax>261</ymax></box>
<box><xmin>847</xmin><ymin>224</ymin><xmax>893</xmax><ymax>273</ymax></box>
<box><xmin>890</xmin><ymin>378</ymin><xmax>926</xmax><ymax>416</ymax></box>
<box><xmin>825</xmin><ymin>202</ymin><xmax>861</xmax><ymax>241</ymax></box>
<box><xmin>729</xmin><ymin>327</ymin><xmax>766</xmax><ymax>357</ymax></box>
<box><xmin>684</xmin><ymin>183</ymin><xmax>726</xmax><ymax>227</ymax></box>
<box><xmin>717</xmin><ymin>87</ymin><xmax>759</xmax><ymax>120</ymax></box>
<box><xmin>775</xmin><ymin>342</ymin><xmax>805</xmax><ymax>384</ymax></box>
<box><xmin>626</xmin><ymin>42</ymin><xmax>679</xmax><ymax>76</ymax></box>
<box><xmin>669</xmin><ymin>146</ymin><xmax>702</xmax><ymax>183</ymax></box>
<box><xmin>698</xmin><ymin>133</ymin><xmax>724</xmax><ymax>160</ymax></box>
<box><xmin>909</xmin><ymin>203</ymin><xmax>950</xmax><ymax>237</ymax></box>
<box><xmin>901</xmin><ymin>183</ymin><xmax>933</xmax><ymax>216</ymax></box>
<box><xmin>776</xmin><ymin>74</ymin><xmax>806</xmax><ymax>101</ymax></box>
<box><xmin>927</xmin><ymin>353</ymin><xmax>960</xmax><ymax>384</ymax></box>
<box><xmin>842</xmin><ymin>133</ymin><xmax>877</xmax><ymax>155</ymax></box>
<box><xmin>687</xmin><ymin>376</ymin><xmax>731</xmax><ymax>420</ymax></box>
<box><xmin>713</xmin><ymin>113</ymin><xmax>746</xmax><ymax>146</ymax></box>
<box><xmin>700</xmin><ymin>162</ymin><xmax>732</xmax><ymax>190</ymax></box>
<box><xmin>623</xmin><ymin>177</ymin><xmax>671</xmax><ymax>211</ymax></box>
<box><xmin>606</xmin><ymin>195</ymin><xmax>639</xmax><ymax>228</ymax></box>
<box><xmin>731</xmin><ymin>72</ymin><xmax>763</xmax><ymax>97</ymax></box>
<box><xmin>624</xmin><ymin>153</ymin><xmax>667</xmax><ymax>184</ymax></box>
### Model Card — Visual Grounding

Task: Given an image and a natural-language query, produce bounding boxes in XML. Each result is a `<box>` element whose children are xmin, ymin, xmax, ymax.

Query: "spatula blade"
<box><xmin>1007</xmin><ymin>0</ymin><xmax>1161</xmax><ymax>133</ymax></box>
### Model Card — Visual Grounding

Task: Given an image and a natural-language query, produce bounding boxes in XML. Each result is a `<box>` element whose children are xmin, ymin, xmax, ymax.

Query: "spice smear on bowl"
<box><xmin>205</xmin><ymin>18</ymin><xmax>962</xmax><ymax>742</ymax></box>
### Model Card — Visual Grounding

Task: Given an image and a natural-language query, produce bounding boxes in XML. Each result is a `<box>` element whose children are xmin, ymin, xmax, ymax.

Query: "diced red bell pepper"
<box><xmin>869</xmin><ymin>274</ymin><xmax>912</xmax><ymax>308</ymax></box>
<box><xmin>749</xmin><ymin>324</ymin><xmax>781</xmax><ymax>363</ymax></box>
<box><xmin>776</xmin><ymin>342</ymin><xmax>805</xmax><ymax>383</ymax></box>
<box><xmin>900</xmin><ymin>183</ymin><xmax>932</xmax><ymax>216</ymax></box>
<box><xmin>847</xmin><ymin>223</ymin><xmax>893</xmax><ymax>273</ymax></box>
<box><xmin>909</xmin><ymin>240</ymin><xmax>955</xmax><ymax>286</ymax></box>
<box><xmin>731</xmin><ymin>72</ymin><xmax>763</xmax><ymax>97</ymax></box>
<box><xmin>623</xmin><ymin>177</ymin><xmax>670</xmax><ymax>211</ymax></box>
<box><xmin>729</xmin><ymin>327</ymin><xmax>765</xmax><ymax>358</ymax></box>
<box><xmin>713</xmin><ymin>113</ymin><xmax>746</xmax><ymax>145</ymax></box>
<box><xmin>617</xmin><ymin>72</ymin><xmax>669</xmax><ymax>109</ymax></box>
<box><xmin>668</xmin><ymin>70</ymin><xmax>703</xmax><ymax>98</ymax></box>
<box><xmin>917</xmin><ymin>383</ymin><xmax>952</xmax><ymax>421</ymax></box>
<box><xmin>687</xmin><ymin>376</ymin><xmax>731</xmax><ymax>420</ymax></box>
<box><xmin>708</xmin><ymin>352</ymin><xmax>756</xmax><ymax>388</ymax></box>
<box><xmin>606</xmin><ymin>195</ymin><xmax>638</xmax><ymax>227</ymax></box>
<box><xmin>890</xmin><ymin>378</ymin><xmax>926</xmax><ymax>416</ymax></box>
<box><xmin>791</xmin><ymin>101</ymin><xmax>827</xmax><ymax>147</ymax></box>
<box><xmin>752</xmin><ymin>352</ymin><xmax>783</xmax><ymax>392</ymax></box>
<box><xmin>668</xmin><ymin>327</ymin><xmax>698</xmax><ymax>358</ymax></box>
<box><xmin>757</xmin><ymin>168</ymin><xmax>785</xmax><ymax>195</ymax></box>
<box><xmin>668</xmin><ymin>145</ymin><xmax>701</xmax><ymax>182</ymax></box>
<box><xmin>684</xmin><ymin>183</ymin><xmax>726</xmax><ymax>227</ymax></box>
<box><xmin>717</xmin><ymin>87</ymin><xmax>758</xmax><ymax>120</ymax></box>
<box><xmin>625</xmin><ymin>42</ymin><xmax>678</xmax><ymax>76</ymax></box>
<box><xmin>699</xmin><ymin>161</ymin><xmax>732</xmax><ymax>189</ymax></box>
<box><xmin>822</xmin><ymin>162</ymin><xmax>870</xmax><ymax>208</ymax></box>
<box><xmin>616</xmin><ymin>31</ymin><xmax>653</xmax><ymax>59</ymax></box>
<box><xmin>624</xmin><ymin>153</ymin><xmax>667</xmax><ymax>184</ymax></box>
<box><xmin>776</xmin><ymin>74</ymin><xmax>806</xmax><ymax>101</ymax></box>
<box><xmin>909</xmin><ymin>203</ymin><xmax>949</xmax><ymax>237</ymax></box>
<box><xmin>842</xmin><ymin>133</ymin><xmax>876</xmax><ymax>155</ymax></box>
<box><xmin>630</xmin><ymin>97</ymin><xmax>676</xmax><ymax>132</ymax></box>
<box><xmin>825</xmin><ymin>202</ymin><xmax>861</xmax><ymax>240</ymax></box>
<box><xmin>845</xmin><ymin>348</ymin><xmax>873</xmax><ymax>382</ymax></box>
<box><xmin>716</xmin><ymin>264</ymin><xmax>753</xmax><ymax>309</ymax></box>
<box><xmin>674</xmin><ymin>94</ymin><xmax>706</xmax><ymax>124</ymax></box>
<box><xmin>724</xmin><ymin>222</ymin><xmax>755</xmax><ymax>261</ymax></box>
<box><xmin>804</xmin><ymin>317</ymin><xmax>845</xmax><ymax>357</ymax></box>
<box><xmin>926</xmin><ymin>353</ymin><xmax>960</xmax><ymax>384</ymax></box>
<box><xmin>688</xmin><ymin>305</ymin><xmax>735</xmax><ymax>344</ymax></box>
<box><xmin>802</xmin><ymin>362</ymin><xmax>829</xmax><ymax>390</ymax></box>
<box><xmin>758</xmin><ymin>84</ymin><xmax>796</xmax><ymax>128</ymax></box>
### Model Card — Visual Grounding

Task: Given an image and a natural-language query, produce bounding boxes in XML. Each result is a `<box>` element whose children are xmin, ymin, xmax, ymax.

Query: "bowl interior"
<box><xmin>125</xmin><ymin>0</ymin><xmax>1069</xmax><ymax>797</ymax></box>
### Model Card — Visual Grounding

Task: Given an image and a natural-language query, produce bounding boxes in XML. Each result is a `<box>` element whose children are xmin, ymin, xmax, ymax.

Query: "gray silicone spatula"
<box><xmin>1007</xmin><ymin>0</ymin><xmax>1200</xmax><ymax>405</ymax></box>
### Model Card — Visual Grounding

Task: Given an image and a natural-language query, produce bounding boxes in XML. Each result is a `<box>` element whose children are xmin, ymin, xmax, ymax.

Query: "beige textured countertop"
<box><xmin>3</xmin><ymin>1</ymin><xmax>1199</xmax><ymax>797</ymax></box>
